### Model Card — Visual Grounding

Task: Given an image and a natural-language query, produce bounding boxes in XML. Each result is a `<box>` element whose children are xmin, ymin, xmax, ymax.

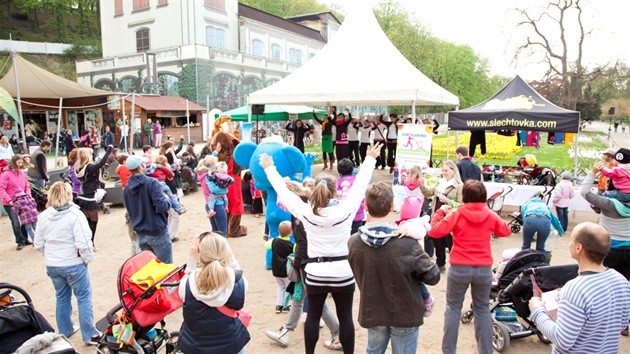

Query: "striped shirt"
<box><xmin>530</xmin><ymin>269</ymin><xmax>630</xmax><ymax>354</ymax></box>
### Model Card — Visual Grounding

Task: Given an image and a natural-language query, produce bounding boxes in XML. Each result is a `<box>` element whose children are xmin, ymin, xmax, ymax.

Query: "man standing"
<box><xmin>123</xmin><ymin>155</ymin><xmax>173</xmax><ymax>263</ymax></box>
<box><xmin>529</xmin><ymin>222</ymin><xmax>630</xmax><ymax>354</ymax></box>
<box><xmin>348</xmin><ymin>182</ymin><xmax>440</xmax><ymax>354</ymax></box>
<box><xmin>27</xmin><ymin>139</ymin><xmax>52</xmax><ymax>188</ymax></box>
<box><xmin>144</xmin><ymin>119</ymin><xmax>154</xmax><ymax>147</ymax></box>
<box><xmin>598</xmin><ymin>147</ymin><xmax>618</xmax><ymax>195</ymax></box>
<box><xmin>119</xmin><ymin>120</ymin><xmax>129</xmax><ymax>153</ymax></box>
<box><xmin>455</xmin><ymin>146</ymin><xmax>482</xmax><ymax>182</ymax></box>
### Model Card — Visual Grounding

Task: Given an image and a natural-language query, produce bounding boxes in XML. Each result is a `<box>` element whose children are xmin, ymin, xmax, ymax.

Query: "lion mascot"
<box><xmin>234</xmin><ymin>135</ymin><xmax>315</xmax><ymax>268</ymax></box>
<box><xmin>211</xmin><ymin>131</ymin><xmax>247</xmax><ymax>237</ymax></box>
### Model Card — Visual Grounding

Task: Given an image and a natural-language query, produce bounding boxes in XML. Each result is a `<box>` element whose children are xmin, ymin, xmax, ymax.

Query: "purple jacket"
<box><xmin>337</xmin><ymin>174</ymin><xmax>365</xmax><ymax>222</ymax></box>
<box><xmin>12</xmin><ymin>192</ymin><xmax>39</xmax><ymax>225</ymax></box>
<box><xmin>69</xmin><ymin>164</ymin><xmax>81</xmax><ymax>195</ymax></box>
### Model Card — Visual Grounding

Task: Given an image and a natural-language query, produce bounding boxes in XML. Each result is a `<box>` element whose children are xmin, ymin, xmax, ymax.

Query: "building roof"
<box><xmin>286</xmin><ymin>12</ymin><xmax>341</xmax><ymax>25</ymax></box>
<box><xmin>124</xmin><ymin>95</ymin><xmax>206</xmax><ymax>112</ymax></box>
<box><xmin>238</xmin><ymin>3</ymin><xmax>325</xmax><ymax>42</ymax></box>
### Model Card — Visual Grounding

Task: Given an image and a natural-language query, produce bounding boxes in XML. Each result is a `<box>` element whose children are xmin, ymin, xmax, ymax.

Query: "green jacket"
<box><xmin>144</xmin><ymin>123</ymin><xmax>154</xmax><ymax>133</ymax></box>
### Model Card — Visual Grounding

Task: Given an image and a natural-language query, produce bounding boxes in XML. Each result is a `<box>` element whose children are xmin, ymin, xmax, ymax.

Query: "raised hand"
<box><xmin>259</xmin><ymin>153</ymin><xmax>274</xmax><ymax>169</ymax></box>
<box><xmin>366</xmin><ymin>143</ymin><xmax>384</xmax><ymax>159</ymax></box>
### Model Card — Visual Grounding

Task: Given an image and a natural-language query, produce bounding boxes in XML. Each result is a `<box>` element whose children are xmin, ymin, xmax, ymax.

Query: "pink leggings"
<box><xmin>154</xmin><ymin>133</ymin><xmax>162</xmax><ymax>147</ymax></box>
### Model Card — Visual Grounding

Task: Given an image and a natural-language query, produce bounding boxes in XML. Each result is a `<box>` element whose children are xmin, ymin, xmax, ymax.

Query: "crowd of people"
<box><xmin>1</xmin><ymin>115</ymin><xmax>630</xmax><ymax>354</ymax></box>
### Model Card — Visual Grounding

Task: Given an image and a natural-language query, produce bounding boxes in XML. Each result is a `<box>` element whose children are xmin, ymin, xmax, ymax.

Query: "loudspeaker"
<box><xmin>608</xmin><ymin>107</ymin><xmax>615</xmax><ymax>115</ymax></box>
<box><xmin>252</xmin><ymin>104</ymin><xmax>265</xmax><ymax>115</ymax></box>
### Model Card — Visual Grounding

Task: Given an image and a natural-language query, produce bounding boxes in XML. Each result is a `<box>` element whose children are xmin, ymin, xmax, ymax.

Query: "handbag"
<box><xmin>217</xmin><ymin>305</ymin><xmax>251</xmax><ymax>328</ymax></box>
<box><xmin>286</xmin><ymin>255</ymin><xmax>300</xmax><ymax>282</ymax></box>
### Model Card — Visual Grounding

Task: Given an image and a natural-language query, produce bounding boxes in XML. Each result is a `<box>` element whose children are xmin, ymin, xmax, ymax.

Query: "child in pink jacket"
<box><xmin>551</xmin><ymin>172</ymin><xmax>574</xmax><ymax>232</ymax></box>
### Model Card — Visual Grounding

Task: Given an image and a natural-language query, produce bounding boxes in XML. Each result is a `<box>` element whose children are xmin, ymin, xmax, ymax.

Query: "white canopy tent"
<box><xmin>248</xmin><ymin>5</ymin><xmax>459</xmax><ymax>108</ymax></box>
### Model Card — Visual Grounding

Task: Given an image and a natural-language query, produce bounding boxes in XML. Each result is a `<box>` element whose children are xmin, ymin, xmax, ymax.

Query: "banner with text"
<box><xmin>395</xmin><ymin>123</ymin><xmax>433</xmax><ymax>173</ymax></box>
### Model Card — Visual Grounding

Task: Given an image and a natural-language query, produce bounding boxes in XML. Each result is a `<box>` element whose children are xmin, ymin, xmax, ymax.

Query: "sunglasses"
<box><xmin>198</xmin><ymin>231</ymin><xmax>225</xmax><ymax>241</ymax></box>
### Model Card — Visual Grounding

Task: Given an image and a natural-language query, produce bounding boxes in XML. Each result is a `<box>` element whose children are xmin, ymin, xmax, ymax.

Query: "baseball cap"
<box><xmin>560</xmin><ymin>172</ymin><xmax>572</xmax><ymax>180</ymax></box>
<box><xmin>126</xmin><ymin>155</ymin><xmax>144</xmax><ymax>170</ymax></box>
<box><xmin>603</xmin><ymin>147</ymin><xmax>617</xmax><ymax>156</ymax></box>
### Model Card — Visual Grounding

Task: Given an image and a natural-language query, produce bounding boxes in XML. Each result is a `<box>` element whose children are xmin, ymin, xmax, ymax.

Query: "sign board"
<box><xmin>146</xmin><ymin>53</ymin><xmax>157</xmax><ymax>85</ymax></box>
<box><xmin>394</xmin><ymin>123</ymin><xmax>433</xmax><ymax>171</ymax></box>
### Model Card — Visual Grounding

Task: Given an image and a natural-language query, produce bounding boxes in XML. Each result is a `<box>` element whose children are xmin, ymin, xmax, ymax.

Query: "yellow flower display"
<box><xmin>432</xmin><ymin>132</ymin><xmax>522</xmax><ymax>160</ymax></box>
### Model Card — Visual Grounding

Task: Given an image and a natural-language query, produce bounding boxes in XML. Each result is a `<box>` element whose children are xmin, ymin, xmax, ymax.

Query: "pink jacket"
<box><xmin>601</xmin><ymin>164</ymin><xmax>630</xmax><ymax>193</ymax></box>
<box><xmin>551</xmin><ymin>179</ymin><xmax>575</xmax><ymax>208</ymax></box>
<box><xmin>0</xmin><ymin>168</ymin><xmax>31</xmax><ymax>206</ymax></box>
<box><xmin>197</xmin><ymin>170</ymin><xmax>211</xmax><ymax>202</ymax></box>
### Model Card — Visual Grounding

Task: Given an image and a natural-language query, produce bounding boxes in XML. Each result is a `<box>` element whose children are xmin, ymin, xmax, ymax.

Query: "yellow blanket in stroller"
<box><xmin>129</xmin><ymin>259</ymin><xmax>177</xmax><ymax>290</ymax></box>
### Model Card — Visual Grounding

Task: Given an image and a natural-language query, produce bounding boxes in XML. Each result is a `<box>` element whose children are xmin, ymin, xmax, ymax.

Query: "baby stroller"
<box><xmin>506</xmin><ymin>186</ymin><xmax>554</xmax><ymax>233</ymax></box>
<box><xmin>0</xmin><ymin>283</ymin><xmax>77</xmax><ymax>354</ymax></box>
<box><xmin>28</xmin><ymin>181</ymin><xmax>48</xmax><ymax>212</ymax></box>
<box><xmin>488</xmin><ymin>186</ymin><xmax>512</xmax><ymax>216</ymax></box>
<box><xmin>95</xmin><ymin>251</ymin><xmax>186</xmax><ymax>354</ymax></box>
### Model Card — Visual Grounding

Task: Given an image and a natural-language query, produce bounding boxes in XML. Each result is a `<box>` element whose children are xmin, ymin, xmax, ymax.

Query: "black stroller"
<box><xmin>28</xmin><ymin>181</ymin><xmax>48</xmax><ymax>212</ymax></box>
<box><xmin>0</xmin><ymin>283</ymin><xmax>77</xmax><ymax>354</ymax></box>
<box><xmin>460</xmin><ymin>250</ymin><xmax>579</xmax><ymax>352</ymax></box>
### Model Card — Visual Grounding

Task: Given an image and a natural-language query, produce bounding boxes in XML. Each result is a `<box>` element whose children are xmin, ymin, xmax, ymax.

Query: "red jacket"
<box><xmin>428</xmin><ymin>202</ymin><xmax>510</xmax><ymax>266</ymax></box>
<box><xmin>226</xmin><ymin>159</ymin><xmax>243</xmax><ymax>215</ymax></box>
<box><xmin>116</xmin><ymin>165</ymin><xmax>132</xmax><ymax>189</ymax></box>
<box><xmin>147</xmin><ymin>166</ymin><xmax>174</xmax><ymax>182</ymax></box>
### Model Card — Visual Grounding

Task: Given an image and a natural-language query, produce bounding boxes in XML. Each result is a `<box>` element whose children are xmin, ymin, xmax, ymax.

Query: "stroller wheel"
<box><xmin>460</xmin><ymin>310</ymin><xmax>474</xmax><ymax>324</ymax></box>
<box><xmin>102</xmin><ymin>170</ymin><xmax>111</xmax><ymax>181</ymax></box>
<box><xmin>511</xmin><ymin>224</ymin><xmax>521</xmax><ymax>234</ymax></box>
<box><xmin>536</xmin><ymin>330</ymin><xmax>551</xmax><ymax>344</ymax></box>
<box><xmin>492</xmin><ymin>321</ymin><xmax>510</xmax><ymax>352</ymax></box>
<box><xmin>166</xmin><ymin>331</ymin><xmax>180</xmax><ymax>354</ymax></box>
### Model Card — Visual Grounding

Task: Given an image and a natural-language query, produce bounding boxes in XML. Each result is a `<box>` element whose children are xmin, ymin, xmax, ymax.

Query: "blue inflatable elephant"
<box><xmin>234</xmin><ymin>136</ymin><xmax>315</xmax><ymax>269</ymax></box>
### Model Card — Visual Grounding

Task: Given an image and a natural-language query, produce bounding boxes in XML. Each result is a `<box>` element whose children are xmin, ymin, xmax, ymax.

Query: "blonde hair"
<box><xmin>407</xmin><ymin>165</ymin><xmax>423</xmax><ymax>181</ymax></box>
<box><xmin>286</xmin><ymin>180</ymin><xmax>311</xmax><ymax>199</ymax></box>
<box><xmin>195</xmin><ymin>155</ymin><xmax>217</xmax><ymax>173</ymax></box>
<box><xmin>302</xmin><ymin>177</ymin><xmax>315</xmax><ymax>190</ymax></box>
<box><xmin>196</xmin><ymin>233</ymin><xmax>235</xmax><ymax>295</ymax></box>
<box><xmin>309</xmin><ymin>173</ymin><xmax>337</xmax><ymax>216</ymax></box>
<box><xmin>443</xmin><ymin>160</ymin><xmax>463</xmax><ymax>185</ymax></box>
<box><xmin>46</xmin><ymin>182</ymin><xmax>73</xmax><ymax>208</ymax></box>
<box><xmin>74</xmin><ymin>148</ymin><xmax>93</xmax><ymax>172</ymax></box>
<box><xmin>154</xmin><ymin>155</ymin><xmax>168</xmax><ymax>166</ymax></box>
<box><xmin>159</xmin><ymin>141</ymin><xmax>174</xmax><ymax>156</ymax></box>
<box><xmin>278</xmin><ymin>221</ymin><xmax>292</xmax><ymax>237</ymax></box>
<box><xmin>216</xmin><ymin>161</ymin><xmax>228</xmax><ymax>174</ymax></box>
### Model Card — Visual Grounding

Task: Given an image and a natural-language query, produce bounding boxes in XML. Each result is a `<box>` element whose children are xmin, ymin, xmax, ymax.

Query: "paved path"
<box><xmin>584</xmin><ymin>121</ymin><xmax>629</xmax><ymax>149</ymax></box>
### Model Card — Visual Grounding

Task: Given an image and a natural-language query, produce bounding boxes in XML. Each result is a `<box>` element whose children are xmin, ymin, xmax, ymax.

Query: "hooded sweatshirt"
<box><xmin>123</xmin><ymin>173</ymin><xmax>170</xmax><ymax>235</ymax></box>
<box><xmin>429</xmin><ymin>203</ymin><xmax>510</xmax><ymax>266</ymax></box>
<box><xmin>0</xmin><ymin>167</ymin><xmax>30</xmax><ymax>206</ymax></box>
<box><xmin>34</xmin><ymin>204</ymin><xmax>93</xmax><ymax>267</ymax></box>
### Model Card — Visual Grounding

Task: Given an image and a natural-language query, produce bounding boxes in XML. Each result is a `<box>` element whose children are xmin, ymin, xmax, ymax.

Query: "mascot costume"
<box><xmin>211</xmin><ymin>131</ymin><xmax>247</xmax><ymax>237</ymax></box>
<box><xmin>234</xmin><ymin>135</ymin><xmax>315</xmax><ymax>269</ymax></box>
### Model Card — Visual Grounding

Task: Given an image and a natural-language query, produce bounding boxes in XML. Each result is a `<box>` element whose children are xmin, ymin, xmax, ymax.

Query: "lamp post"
<box><xmin>608</xmin><ymin>106</ymin><xmax>615</xmax><ymax>140</ymax></box>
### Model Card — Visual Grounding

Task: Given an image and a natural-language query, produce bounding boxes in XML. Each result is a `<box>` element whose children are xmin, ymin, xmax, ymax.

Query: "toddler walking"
<box><xmin>12</xmin><ymin>187</ymin><xmax>39</xmax><ymax>243</ymax></box>
<box><xmin>265</xmin><ymin>220</ymin><xmax>295</xmax><ymax>313</ymax></box>
<box><xmin>206</xmin><ymin>160</ymin><xmax>234</xmax><ymax>217</ymax></box>
<box><xmin>551</xmin><ymin>171</ymin><xmax>574</xmax><ymax>232</ymax></box>
<box><xmin>396</xmin><ymin>195</ymin><xmax>436</xmax><ymax>317</ymax></box>
<box><xmin>147</xmin><ymin>155</ymin><xmax>187</xmax><ymax>214</ymax></box>
<box><xmin>250</xmin><ymin>178</ymin><xmax>264</xmax><ymax>217</ymax></box>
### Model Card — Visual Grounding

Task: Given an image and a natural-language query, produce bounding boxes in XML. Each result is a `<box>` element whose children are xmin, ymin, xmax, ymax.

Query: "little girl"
<box><xmin>403</xmin><ymin>165</ymin><xmax>424</xmax><ymax>196</ymax></box>
<box><xmin>598</xmin><ymin>148</ymin><xmax>630</xmax><ymax>203</ymax></box>
<box><xmin>250</xmin><ymin>177</ymin><xmax>264</xmax><ymax>217</ymax></box>
<box><xmin>396</xmin><ymin>195</ymin><xmax>436</xmax><ymax>317</ymax></box>
<box><xmin>147</xmin><ymin>155</ymin><xmax>187</xmax><ymax>214</ymax></box>
<box><xmin>206</xmin><ymin>161</ymin><xmax>234</xmax><ymax>218</ymax></box>
<box><xmin>551</xmin><ymin>172</ymin><xmax>574</xmax><ymax>232</ymax></box>
<box><xmin>12</xmin><ymin>187</ymin><xmax>39</xmax><ymax>243</ymax></box>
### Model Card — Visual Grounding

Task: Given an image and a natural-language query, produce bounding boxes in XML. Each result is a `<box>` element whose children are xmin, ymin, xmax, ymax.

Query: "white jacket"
<box><xmin>359</xmin><ymin>126</ymin><xmax>373</xmax><ymax>144</ymax></box>
<box><xmin>34</xmin><ymin>204</ymin><xmax>94</xmax><ymax>267</ymax></box>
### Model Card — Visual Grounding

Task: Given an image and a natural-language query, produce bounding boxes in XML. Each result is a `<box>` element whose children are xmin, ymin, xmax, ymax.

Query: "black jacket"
<box><xmin>457</xmin><ymin>158</ymin><xmax>482</xmax><ymax>182</ymax></box>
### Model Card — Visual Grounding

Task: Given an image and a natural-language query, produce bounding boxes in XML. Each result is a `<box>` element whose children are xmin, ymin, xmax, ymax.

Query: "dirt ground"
<box><xmin>1</xmin><ymin>165</ymin><xmax>628</xmax><ymax>354</ymax></box>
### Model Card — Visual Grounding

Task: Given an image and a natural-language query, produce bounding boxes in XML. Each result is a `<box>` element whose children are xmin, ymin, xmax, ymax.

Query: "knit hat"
<box><xmin>560</xmin><ymin>172</ymin><xmax>572</xmax><ymax>180</ymax></box>
<box><xmin>614</xmin><ymin>148</ymin><xmax>630</xmax><ymax>164</ymax></box>
<box><xmin>399</xmin><ymin>196</ymin><xmax>423</xmax><ymax>221</ymax></box>
<box><xmin>126</xmin><ymin>155</ymin><xmax>144</xmax><ymax>170</ymax></box>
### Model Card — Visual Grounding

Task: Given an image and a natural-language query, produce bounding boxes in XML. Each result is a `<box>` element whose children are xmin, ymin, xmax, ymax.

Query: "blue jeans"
<box><xmin>24</xmin><ymin>222</ymin><xmax>35</xmax><ymax>241</ymax></box>
<box><xmin>522</xmin><ymin>215</ymin><xmax>551</xmax><ymax>256</ymax></box>
<box><xmin>555</xmin><ymin>207</ymin><xmax>569</xmax><ymax>232</ymax></box>
<box><xmin>160</xmin><ymin>181</ymin><xmax>183</xmax><ymax>212</ymax></box>
<box><xmin>119</xmin><ymin>136</ymin><xmax>127</xmax><ymax>152</ymax></box>
<box><xmin>31</xmin><ymin>178</ymin><xmax>45</xmax><ymax>188</ymax></box>
<box><xmin>46</xmin><ymin>264</ymin><xmax>99</xmax><ymax>342</ymax></box>
<box><xmin>4</xmin><ymin>205</ymin><xmax>28</xmax><ymax>245</ymax></box>
<box><xmin>443</xmin><ymin>265</ymin><xmax>493</xmax><ymax>354</ymax></box>
<box><xmin>366</xmin><ymin>326</ymin><xmax>419</xmax><ymax>354</ymax></box>
<box><xmin>419</xmin><ymin>282</ymin><xmax>430</xmax><ymax>300</ymax></box>
<box><xmin>207</xmin><ymin>203</ymin><xmax>227</xmax><ymax>235</ymax></box>
<box><xmin>136</xmin><ymin>231</ymin><xmax>173</xmax><ymax>264</ymax></box>
<box><xmin>145</xmin><ymin>132</ymin><xmax>153</xmax><ymax>147</ymax></box>
<box><xmin>603</xmin><ymin>189</ymin><xmax>630</xmax><ymax>203</ymax></box>
<box><xmin>604</xmin><ymin>246</ymin><xmax>630</xmax><ymax>280</ymax></box>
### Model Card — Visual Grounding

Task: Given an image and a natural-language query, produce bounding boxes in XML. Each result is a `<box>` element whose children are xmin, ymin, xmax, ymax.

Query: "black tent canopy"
<box><xmin>448</xmin><ymin>76</ymin><xmax>580</xmax><ymax>133</ymax></box>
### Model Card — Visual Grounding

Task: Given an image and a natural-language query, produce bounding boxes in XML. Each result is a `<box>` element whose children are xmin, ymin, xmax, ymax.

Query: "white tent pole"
<box><xmin>9</xmin><ymin>47</ymin><xmax>27</xmax><ymax>153</ymax></box>
<box><xmin>247</xmin><ymin>95</ymin><xmax>251</xmax><ymax>123</ymax></box>
<box><xmin>186</xmin><ymin>99</ymin><xmax>190</xmax><ymax>142</ymax></box>
<box><xmin>573</xmin><ymin>131</ymin><xmax>579</xmax><ymax>181</ymax></box>
<box><xmin>206</xmin><ymin>95</ymin><xmax>211</xmax><ymax>141</ymax></box>
<box><xmin>121</xmin><ymin>96</ymin><xmax>126</xmax><ymax>153</ymax></box>
<box><xmin>130</xmin><ymin>93</ymin><xmax>136</xmax><ymax>153</ymax></box>
<box><xmin>412</xmin><ymin>101</ymin><xmax>416</xmax><ymax>121</ymax></box>
<box><xmin>54</xmin><ymin>97</ymin><xmax>63</xmax><ymax>167</ymax></box>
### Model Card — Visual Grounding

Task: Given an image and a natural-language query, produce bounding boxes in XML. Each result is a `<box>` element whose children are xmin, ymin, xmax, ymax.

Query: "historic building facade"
<box><xmin>75</xmin><ymin>0</ymin><xmax>340</xmax><ymax>110</ymax></box>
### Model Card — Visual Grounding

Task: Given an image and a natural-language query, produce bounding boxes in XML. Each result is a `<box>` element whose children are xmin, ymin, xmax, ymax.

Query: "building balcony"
<box><xmin>76</xmin><ymin>44</ymin><xmax>300</xmax><ymax>75</ymax></box>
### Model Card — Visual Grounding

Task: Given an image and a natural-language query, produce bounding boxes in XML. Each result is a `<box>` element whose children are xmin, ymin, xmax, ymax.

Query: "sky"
<box><xmin>322</xmin><ymin>0</ymin><xmax>629</xmax><ymax>81</ymax></box>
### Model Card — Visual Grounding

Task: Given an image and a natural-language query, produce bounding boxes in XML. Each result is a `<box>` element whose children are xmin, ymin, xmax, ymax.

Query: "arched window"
<box><xmin>136</xmin><ymin>28</ymin><xmax>150</xmax><ymax>52</ymax></box>
<box><xmin>289</xmin><ymin>48</ymin><xmax>302</xmax><ymax>64</ymax></box>
<box><xmin>252</xmin><ymin>39</ymin><xmax>263</xmax><ymax>57</ymax></box>
<box><xmin>271</xmin><ymin>44</ymin><xmax>281</xmax><ymax>60</ymax></box>
<box><xmin>207</xmin><ymin>27</ymin><xmax>225</xmax><ymax>48</ymax></box>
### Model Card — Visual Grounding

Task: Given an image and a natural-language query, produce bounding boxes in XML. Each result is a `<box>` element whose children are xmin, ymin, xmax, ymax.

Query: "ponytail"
<box><xmin>308</xmin><ymin>174</ymin><xmax>337</xmax><ymax>216</ymax></box>
<box><xmin>196</xmin><ymin>259</ymin><xmax>230</xmax><ymax>295</ymax></box>
<box><xmin>194</xmin><ymin>233</ymin><xmax>235</xmax><ymax>295</ymax></box>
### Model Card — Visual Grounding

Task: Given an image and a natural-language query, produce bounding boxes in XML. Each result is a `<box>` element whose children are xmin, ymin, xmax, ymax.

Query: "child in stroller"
<box><xmin>517</xmin><ymin>155</ymin><xmax>559</xmax><ymax>186</ymax></box>
<box><xmin>95</xmin><ymin>251</ymin><xmax>185</xmax><ymax>354</ymax></box>
<box><xmin>460</xmin><ymin>249</ymin><xmax>579</xmax><ymax>352</ymax></box>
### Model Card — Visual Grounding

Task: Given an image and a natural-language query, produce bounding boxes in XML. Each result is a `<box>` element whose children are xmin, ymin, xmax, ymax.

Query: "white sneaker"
<box><xmin>323</xmin><ymin>336</ymin><xmax>342</xmax><ymax>351</ymax></box>
<box><xmin>301</xmin><ymin>313</ymin><xmax>307</xmax><ymax>323</ymax></box>
<box><xmin>265</xmin><ymin>327</ymin><xmax>290</xmax><ymax>348</ymax></box>
<box><xmin>69</xmin><ymin>325</ymin><xmax>79</xmax><ymax>337</ymax></box>
<box><xmin>424</xmin><ymin>297</ymin><xmax>435</xmax><ymax>317</ymax></box>
<box><xmin>319</xmin><ymin>318</ymin><xmax>325</xmax><ymax>328</ymax></box>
